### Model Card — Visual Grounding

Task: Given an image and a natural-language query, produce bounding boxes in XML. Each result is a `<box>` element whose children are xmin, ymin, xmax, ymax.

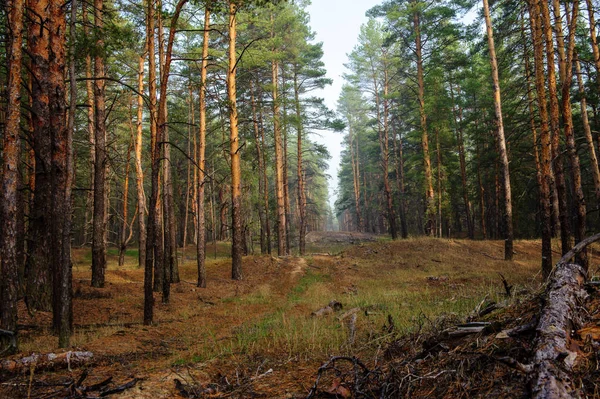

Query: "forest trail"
<box><xmin>1</xmin><ymin>238</ymin><xmax>569</xmax><ymax>398</ymax></box>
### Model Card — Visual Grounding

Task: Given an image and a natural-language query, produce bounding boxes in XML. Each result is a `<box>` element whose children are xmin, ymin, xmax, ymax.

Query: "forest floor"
<box><xmin>1</xmin><ymin>235</ymin><xmax>599</xmax><ymax>398</ymax></box>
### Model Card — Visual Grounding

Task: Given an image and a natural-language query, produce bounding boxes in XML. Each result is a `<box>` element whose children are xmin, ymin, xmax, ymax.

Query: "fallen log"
<box><xmin>531</xmin><ymin>263</ymin><xmax>588</xmax><ymax>399</ymax></box>
<box><xmin>0</xmin><ymin>351</ymin><xmax>93</xmax><ymax>373</ymax></box>
<box><xmin>311</xmin><ymin>300</ymin><xmax>342</xmax><ymax>317</ymax></box>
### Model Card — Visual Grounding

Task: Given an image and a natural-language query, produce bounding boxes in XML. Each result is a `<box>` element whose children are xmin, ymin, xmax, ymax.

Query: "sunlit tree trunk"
<box><xmin>197</xmin><ymin>6</ymin><xmax>210</xmax><ymax>287</ymax></box>
<box><xmin>119</xmin><ymin>102</ymin><xmax>135</xmax><ymax>267</ymax></box>
<box><xmin>541</xmin><ymin>0</ymin><xmax>570</xmax><ymax>254</ymax></box>
<box><xmin>575</xmin><ymin>54</ymin><xmax>600</xmax><ymax>209</ymax></box>
<box><xmin>560</xmin><ymin>1</ymin><xmax>587</xmax><ymax>269</ymax></box>
<box><xmin>528</xmin><ymin>0</ymin><xmax>554</xmax><ymax>277</ymax></box>
<box><xmin>273</xmin><ymin>62</ymin><xmax>286</xmax><ymax>255</ymax></box>
<box><xmin>483</xmin><ymin>0</ymin><xmax>513</xmax><ymax>260</ymax></box>
<box><xmin>228</xmin><ymin>0</ymin><xmax>243</xmax><ymax>280</ymax></box>
<box><xmin>135</xmin><ymin>55</ymin><xmax>147</xmax><ymax>269</ymax></box>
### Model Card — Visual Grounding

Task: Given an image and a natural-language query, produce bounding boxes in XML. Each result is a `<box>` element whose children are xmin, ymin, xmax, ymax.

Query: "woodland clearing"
<box><xmin>1</xmin><ymin>235</ymin><xmax>599</xmax><ymax>398</ymax></box>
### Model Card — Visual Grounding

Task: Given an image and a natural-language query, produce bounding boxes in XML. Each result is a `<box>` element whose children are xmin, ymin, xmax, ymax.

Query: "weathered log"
<box><xmin>311</xmin><ymin>300</ymin><xmax>342</xmax><ymax>317</ymax></box>
<box><xmin>531</xmin><ymin>263</ymin><xmax>587</xmax><ymax>399</ymax></box>
<box><xmin>0</xmin><ymin>351</ymin><xmax>93</xmax><ymax>373</ymax></box>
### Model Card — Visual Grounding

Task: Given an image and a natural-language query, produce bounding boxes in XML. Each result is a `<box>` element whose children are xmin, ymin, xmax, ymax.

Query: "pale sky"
<box><xmin>306</xmin><ymin>0</ymin><xmax>382</xmax><ymax>211</ymax></box>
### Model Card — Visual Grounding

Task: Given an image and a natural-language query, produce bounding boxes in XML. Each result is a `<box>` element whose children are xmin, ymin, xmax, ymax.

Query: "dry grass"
<box><xmin>6</xmin><ymin>236</ymin><xmax>591</xmax><ymax>398</ymax></box>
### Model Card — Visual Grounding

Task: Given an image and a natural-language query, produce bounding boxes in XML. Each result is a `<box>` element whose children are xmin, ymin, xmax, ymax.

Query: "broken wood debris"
<box><xmin>311</xmin><ymin>300</ymin><xmax>343</xmax><ymax>317</ymax></box>
<box><xmin>0</xmin><ymin>351</ymin><xmax>94</xmax><ymax>373</ymax></box>
<box><xmin>531</xmin><ymin>263</ymin><xmax>588</xmax><ymax>399</ymax></box>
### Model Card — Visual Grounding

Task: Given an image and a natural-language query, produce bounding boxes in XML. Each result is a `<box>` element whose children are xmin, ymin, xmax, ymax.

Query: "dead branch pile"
<box><xmin>306</xmin><ymin>259</ymin><xmax>600</xmax><ymax>398</ymax></box>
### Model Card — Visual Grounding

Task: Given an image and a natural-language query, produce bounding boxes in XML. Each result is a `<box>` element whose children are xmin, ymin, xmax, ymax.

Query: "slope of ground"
<box><xmin>2</xmin><ymin>237</ymin><xmax>593</xmax><ymax>398</ymax></box>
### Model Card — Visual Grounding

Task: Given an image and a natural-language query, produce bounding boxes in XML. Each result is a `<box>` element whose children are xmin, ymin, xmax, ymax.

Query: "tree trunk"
<box><xmin>119</xmin><ymin>102</ymin><xmax>135</xmax><ymax>267</ymax></box>
<box><xmin>575</xmin><ymin>54</ymin><xmax>600</xmax><ymax>211</ymax></box>
<box><xmin>414</xmin><ymin>9</ymin><xmax>434</xmax><ymax>236</ymax></box>
<box><xmin>541</xmin><ymin>0</ymin><xmax>571</xmax><ymax>255</ymax></box>
<box><xmin>228</xmin><ymin>1</ymin><xmax>243</xmax><ymax>280</ymax></box>
<box><xmin>1</xmin><ymin>0</ymin><xmax>25</xmax><ymax>353</ymax></box>
<box><xmin>294</xmin><ymin>69</ymin><xmax>308</xmax><ymax>254</ymax></box>
<box><xmin>382</xmin><ymin>65</ymin><xmax>397</xmax><ymax>239</ymax></box>
<box><xmin>135</xmin><ymin>55</ymin><xmax>147</xmax><ymax>269</ymax></box>
<box><xmin>273</xmin><ymin>60</ymin><xmax>286</xmax><ymax>256</ymax></box>
<box><xmin>144</xmin><ymin>0</ymin><xmax>158</xmax><ymax>325</ymax></box>
<box><xmin>91</xmin><ymin>0</ymin><xmax>107</xmax><ymax>287</ymax></box>
<box><xmin>197</xmin><ymin>6</ymin><xmax>210</xmax><ymax>287</ymax></box>
<box><xmin>49</xmin><ymin>0</ymin><xmax>71</xmax><ymax>347</ymax></box>
<box><xmin>449</xmin><ymin>81</ymin><xmax>473</xmax><ymax>239</ymax></box>
<box><xmin>483</xmin><ymin>0</ymin><xmax>513</xmax><ymax>260</ymax></box>
<box><xmin>528</xmin><ymin>0</ymin><xmax>554</xmax><ymax>277</ymax></box>
<box><xmin>258</xmin><ymin>92</ymin><xmax>272</xmax><ymax>254</ymax></box>
<box><xmin>250</xmin><ymin>79</ymin><xmax>267</xmax><ymax>254</ymax></box>
<box><xmin>350</xmin><ymin>126</ymin><xmax>363</xmax><ymax>232</ymax></box>
<box><xmin>156</xmin><ymin>0</ymin><xmax>188</xmax><ymax>302</ymax></box>
<box><xmin>25</xmin><ymin>0</ymin><xmax>53</xmax><ymax>311</ymax></box>
<box><xmin>560</xmin><ymin>2</ymin><xmax>587</xmax><ymax>269</ymax></box>
<box><xmin>82</xmin><ymin>2</ymin><xmax>95</xmax><ymax>247</ymax></box>
<box><xmin>435</xmin><ymin>128</ymin><xmax>443</xmax><ymax>238</ymax></box>
<box><xmin>532</xmin><ymin>263</ymin><xmax>587</xmax><ymax>399</ymax></box>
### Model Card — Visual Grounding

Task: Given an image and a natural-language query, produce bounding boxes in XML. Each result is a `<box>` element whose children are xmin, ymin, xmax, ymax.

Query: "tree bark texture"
<box><xmin>229</xmin><ymin>1</ymin><xmax>243</xmax><ymax>280</ymax></box>
<box><xmin>528</xmin><ymin>0</ymin><xmax>554</xmax><ymax>277</ymax></box>
<box><xmin>91</xmin><ymin>0</ymin><xmax>107</xmax><ymax>288</ymax></box>
<box><xmin>1</xmin><ymin>0</ymin><xmax>25</xmax><ymax>353</ymax></box>
<box><xmin>483</xmin><ymin>0</ymin><xmax>513</xmax><ymax>260</ymax></box>
<box><xmin>197</xmin><ymin>6</ymin><xmax>210</xmax><ymax>287</ymax></box>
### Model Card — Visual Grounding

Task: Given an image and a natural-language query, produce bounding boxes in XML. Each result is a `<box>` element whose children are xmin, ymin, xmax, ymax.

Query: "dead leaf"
<box><xmin>326</xmin><ymin>378</ymin><xmax>352</xmax><ymax>398</ymax></box>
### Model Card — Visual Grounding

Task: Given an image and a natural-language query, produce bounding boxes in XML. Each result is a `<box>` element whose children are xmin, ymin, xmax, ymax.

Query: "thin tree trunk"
<box><xmin>91</xmin><ymin>0</ymin><xmax>107</xmax><ymax>287</ymax></box>
<box><xmin>250</xmin><ymin>79</ymin><xmax>267</xmax><ymax>254</ymax></box>
<box><xmin>483</xmin><ymin>0</ymin><xmax>513</xmax><ymax>260</ymax></box>
<box><xmin>541</xmin><ymin>0</ymin><xmax>571</xmax><ymax>254</ymax></box>
<box><xmin>156</xmin><ymin>0</ymin><xmax>188</xmax><ymax>301</ymax></box>
<box><xmin>1</xmin><ymin>0</ymin><xmax>25</xmax><ymax>353</ymax></box>
<box><xmin>449</xmin><ymin>81</ymin><xmax>473</xmax><ymax>239</ymax></box>
<box><xmin>273</xmin><ymin>61</ymin><xmax>286</xmax><ymax>255</ymax></box>
<box><xmin>293</xmin><ymin>69</ymin><xmax>308</xmax><ymax>254</ymax></box>
<box><xmin>258</xmin><ymin>92</ymin><xmax>272</xmax><ymax>254</ymax></box>
<box><xmin>144</xmin><ymin>0</ymin><xmax>158</xmax><ymax>325</ymax></box>
<box><xmin>183</xmin><ymin>88</ymin><xmax>192</xmax><ymax>250</ymax></box>
<box><xmin>393</xmin><ymin>128</ymin><xmax>408</xmax><ymax>238</ymax></box>
<box><xmin>82</xmin><ymin>2</ymin><xmax>95</xmax><ymax>246</ymax></box>
<box><xmin>575</xmin><ymin>55</ymin><xmax>600</xmax><ymax>209</ymax></box>
<box><xmin>135</xmin><ymin>55</ymin><xmax>147</xmax><ymax>269</ymax></box>
<box><xmin>528</xmin><ymin>0</ymin><xmax>554</xmax><ymax>277</ymax></box>
<box><xmin>197</xmin><ymin>6</ymin><xmax>210</xmax><ymax>287</ymax></box>
<box><xmin>435</xmin><ymin>128</ymin><xmax>443</xmax><ymax>238</ymax></box>
<box><xmin>119</xmin><ymin>102</ymin><xmax>135</xmax><ymax>267</ymax></box>
<box><xmin>413</xmin><ymin>8</ymin><xmax>434</xmax><ymax>236</ymax></box>
<box><xmin>560</xmin><ymin>2</ymin><xmax>587</xmax><ymax>269</ymax></box>
<box><xmin>350</xmin><ymin>126</ymin><xmax>363</xmax><ymax>232</ymax></box>
<box><xmin>228</xmin><ymin>1</ymin><xmax>243</xmax><ymax>280</ymax></box>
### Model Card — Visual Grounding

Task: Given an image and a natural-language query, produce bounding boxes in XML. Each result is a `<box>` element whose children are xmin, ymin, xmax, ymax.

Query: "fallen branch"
<box><xmin>0</xmin><ymin>351</ymin><xmax>94</xmax><ymax>373</ymax></box>
<box><xmin>556</xmin><ymin>232</ymin><xmax>600</xmax><ymax>268</ymax></box>
<box><xmin>311</xmin><ymin>300</ymin><xmax>342</xmax><ymax>317</ymax></box>
<box><xmin>531</xmin><ymin>263</ymin><xmax>588</xmax><ymax>399</ymax></box>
